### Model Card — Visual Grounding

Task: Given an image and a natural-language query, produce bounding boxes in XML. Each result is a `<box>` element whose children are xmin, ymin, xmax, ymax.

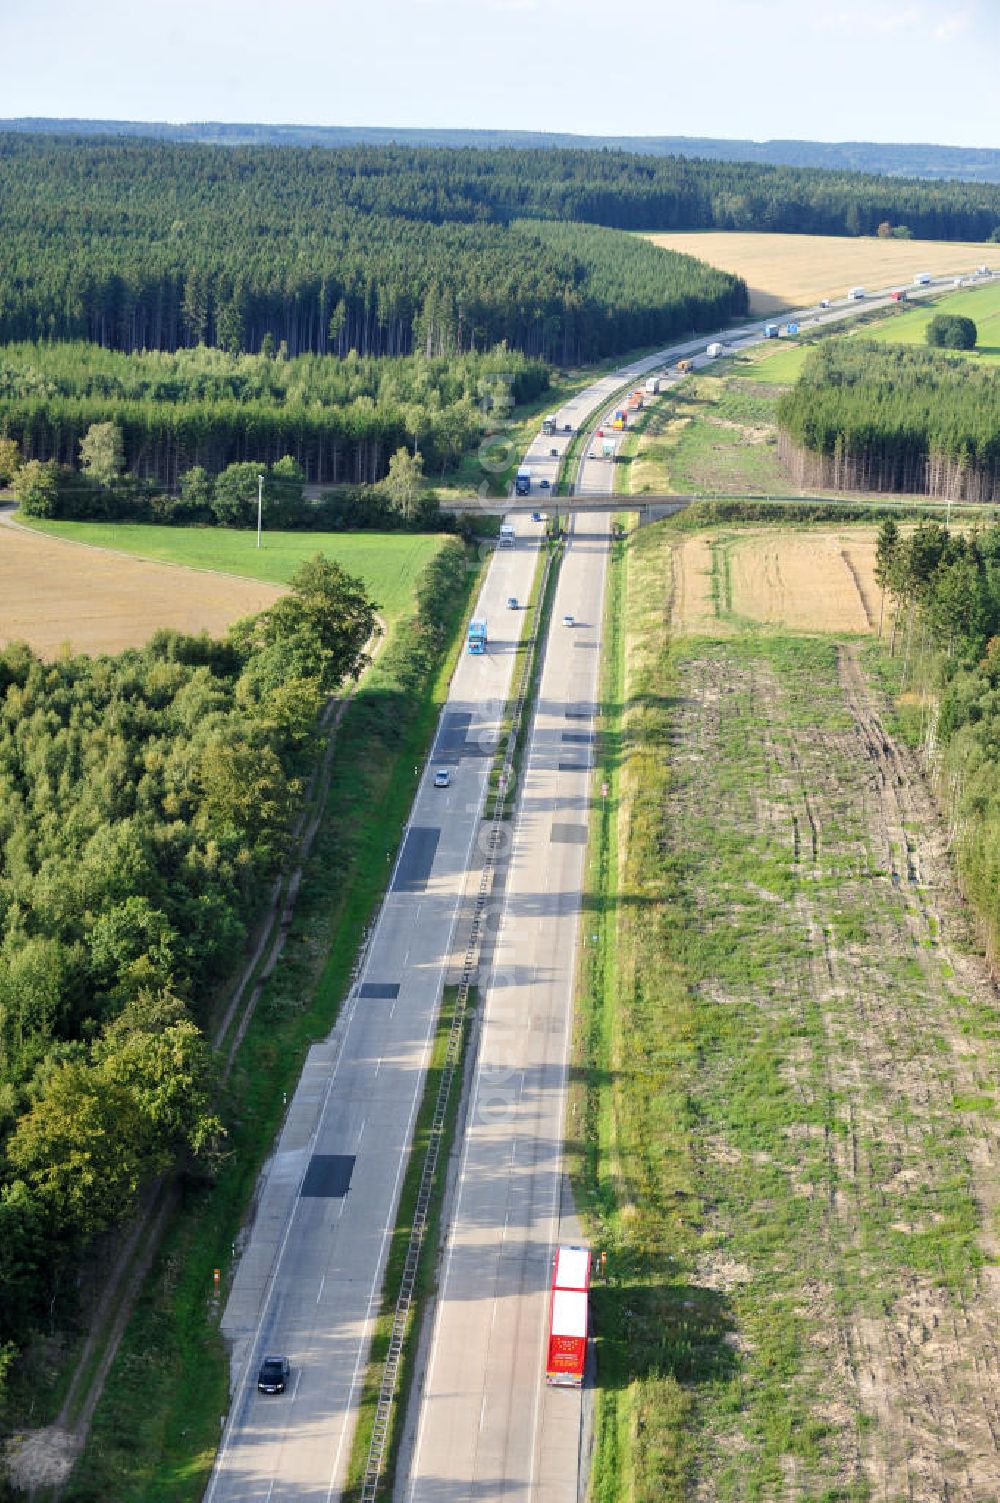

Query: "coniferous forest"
<box><xmin>777</xmin><ymin>342</ymin><xmax>1000</xmax><ymax>501</ymax></box>
<box><xmin>0</xmin><ymin>342</ymin><xmax>549</xmax><ymax>488</ymax></box>
<box><xmin>0</xmin><ymin>136</ymin><xmax>755</xmax><ymax>361</ymax></box>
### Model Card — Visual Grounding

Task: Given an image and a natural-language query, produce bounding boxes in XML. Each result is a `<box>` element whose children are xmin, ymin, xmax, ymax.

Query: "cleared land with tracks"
<box><xmin>582</xmin><ymin>518</ymin><xmax>1000</xmax><ymax>1500</ymax></box>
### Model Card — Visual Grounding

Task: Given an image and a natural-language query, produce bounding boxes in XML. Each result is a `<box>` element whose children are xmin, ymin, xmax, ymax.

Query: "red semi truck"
<box><xmin>545</xmin><ymin>1245</ymin><xmax>591</xmax><ymax>1386</ymax></box>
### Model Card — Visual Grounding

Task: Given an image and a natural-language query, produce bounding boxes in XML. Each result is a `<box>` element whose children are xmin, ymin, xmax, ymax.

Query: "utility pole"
<box><xmin>256</xmin><ymin>473</ymin><xmax>264</xmax><ymax>549</ymax></box>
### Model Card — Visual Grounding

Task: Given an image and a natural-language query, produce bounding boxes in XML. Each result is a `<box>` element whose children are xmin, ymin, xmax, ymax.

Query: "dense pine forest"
<box><xmin>777</xmin><ymin>342</ymin><xmax>1000</xmax><ymax>501</ymax></box>
<box><xmin>0</xmin><ymin>343</ymin><xmax>549</xmax><ymax>487</ymax></box>
<box><xmin>5</xmin><ymin>133</ymin><xmax>1000</xmax><ymax>365</ymax></box>
<box><xmin>0</xmin><ymin>136</ymin><xmax>753</xmax><ymax>361</ymax></box>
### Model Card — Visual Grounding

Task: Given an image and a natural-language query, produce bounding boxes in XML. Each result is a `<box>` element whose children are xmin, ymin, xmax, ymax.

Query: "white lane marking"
<box><xmin>529</xmin><ymin>510</ymin><xmax>611</xmax><ymax>1500</ymax></box>
<box><xmin>316</xmin><ymin>1275</ymin><xmax>325</xmax><ymax>1305</ymax></box>
<box><xmin>327</xmin><ymin>536</ymin><xmax>542</xmax><ymax>1502</ymax></box>
<box><xmin>409</xmin><ymin>525</ymin><xmax>602</xmax><ymax>1498</ymax></box>
<box><xmin>373</xmin><ymin>1056</ymin><xmax>382</xmax><ymax>1079</ymax></box>
<box><xmin>210</xmin><ymin>537</ymin><xmax>542</xmax><ymax>1501</ymax></box>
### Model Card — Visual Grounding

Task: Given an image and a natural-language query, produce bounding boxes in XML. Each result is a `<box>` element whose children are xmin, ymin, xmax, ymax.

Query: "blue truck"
<box><xmin>467</xmin><ymin>618</ymin><xmax>487</xmax><ymax>655</ymax></box>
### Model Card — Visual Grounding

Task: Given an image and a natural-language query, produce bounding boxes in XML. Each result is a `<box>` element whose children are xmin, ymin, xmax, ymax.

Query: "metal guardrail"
<box><xmin>360</xmin><ymin>544</ymin><xmax>556</xmax><ymax>1502</ymax></box>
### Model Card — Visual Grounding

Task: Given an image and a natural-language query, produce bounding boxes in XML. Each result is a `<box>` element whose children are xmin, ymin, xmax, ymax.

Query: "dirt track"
<box><xmin>670</xmin><ymin>635</ymin><xmax>1000</xmax><ymax>1498</ymax></box>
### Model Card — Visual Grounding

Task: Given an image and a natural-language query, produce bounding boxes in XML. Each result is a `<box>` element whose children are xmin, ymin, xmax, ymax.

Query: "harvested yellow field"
<box><xmin>644</xmin><ymin>231</ymin><xmax>993</xmax><ymax>313</ymax></box>
<box><xmin>672</xmin><ymin>528</ymin><xmax>880</xmax><ymax>634</ymax></box>
<box><xmin>0</xmin><ymin>520</ymin><xmax>285</xmax><ymax>658</ymax></box>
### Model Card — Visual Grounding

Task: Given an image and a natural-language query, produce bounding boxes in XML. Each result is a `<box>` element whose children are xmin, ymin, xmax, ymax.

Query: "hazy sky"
<box><xmin>1</xmin><ymin>0</ymin><xmax>996</xmax><ymax>147</ymax></box>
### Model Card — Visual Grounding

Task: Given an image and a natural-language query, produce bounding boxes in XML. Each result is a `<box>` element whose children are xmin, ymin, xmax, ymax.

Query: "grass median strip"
<box><xmin>487</xmin><ymin>537</ymin><xmax>562</xmax><ymax>820</ymax></box>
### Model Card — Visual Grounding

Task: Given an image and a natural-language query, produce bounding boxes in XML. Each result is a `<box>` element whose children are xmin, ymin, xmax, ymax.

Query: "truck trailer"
<box><xmin>644</xmin><ymin>375</ymin><xmax>662</xmax><ymax>395</ymax></box>
<box><xmin>706</xmin><ymin>342</ymin><xmax>724</xmax><ymax>358</ymax></box>
<box><xmin>467</xmin><ymin>618</ymin><xmax>487</xmax><ymax>655</ymax></box>
<box><xmin>542</xmin><ymin>414</ymin><xmax>557</xmax><ymax>436</ymax></box>
<box><xmin>546</xmin><ymin>1245</ymin><xmax>591</xmax><ymax>1387</ymax></box>
<box><xmin>498</xmin><ymin>522</ymin><xmax>516</xmax><ymax>547</ymax></box>
<box><xmin>514</xmin><ymin>466</ymin><xmax>532</xmax><ymax>496</ymax></box>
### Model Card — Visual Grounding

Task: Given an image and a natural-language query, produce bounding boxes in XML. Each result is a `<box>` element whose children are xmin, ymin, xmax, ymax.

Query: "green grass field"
<box><xmin>864</xmin><ymin>278</ymin><xmax>1000</xmax><ymax>361</ymax></box>
<box><xmin>576</xmin><ymin>517</ymin><xmax>1000</xmax><ymax>1500</ymax></box>
<box><xmin>729</xmin><ymin>341</ymin><xmax>813</xmax><ymax>384</ymax></box>
<box><xmin>18</xmin><ymin>519</ymin><xmax>447</xmax><ymax>624</ymax></box>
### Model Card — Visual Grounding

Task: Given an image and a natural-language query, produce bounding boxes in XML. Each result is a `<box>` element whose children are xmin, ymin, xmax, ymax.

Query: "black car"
<box><xmin>258</xmin><ymin>1355</ymin><xmax>290</xmax><ymax>1394</ymax></box>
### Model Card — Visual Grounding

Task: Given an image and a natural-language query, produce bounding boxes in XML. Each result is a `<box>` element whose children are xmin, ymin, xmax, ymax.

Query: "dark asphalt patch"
<box><xmin>301</xmin><ymin>1154</ymin><xmax>356</xmax><ymax>1198</ymax></box>
<box><xmin>551</xmin><ymin>822</ymin><xmax>588</xmax><ymax>844</ymax></box>
<box><xmin>562</xmin><ymin>731</ymin><xmax>594</xmax><ymax>744</ymax></box>
<box><xmin>393</xmin><ymin>826</ymin><xmax>441</xmax><ymax>893</ymax></box>
<box><xmin>358</xmin><ymin>982</ymin><xmax>400</xmax><ymax>999</ymax></box>
<box><xmin>558</xmin><ymin>760</ymin><xmax>589</xmax><ymax>772</ymax></box>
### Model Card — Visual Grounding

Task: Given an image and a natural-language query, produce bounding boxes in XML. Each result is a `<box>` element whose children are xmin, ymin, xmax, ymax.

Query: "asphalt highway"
<box><xmin>208</xmin><ymin>257</ymin><xmax>988</xmax><ymax>1503</ymax></box>
<box><xmin>207</xmin><ymin>526</ymin><xmax>542</xmax><ymax>1502</ymax></box>
<box><xmin>403</xmin><ymin>414</ymin><xmax>615</xmax><ymax>1502</ymax></box>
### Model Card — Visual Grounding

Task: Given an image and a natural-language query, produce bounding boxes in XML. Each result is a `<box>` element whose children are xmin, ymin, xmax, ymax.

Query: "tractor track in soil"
<box><xmin>670</xmin><ymin>637</ymin><xmax>1000</xmax><ymax>1500</ymax></box>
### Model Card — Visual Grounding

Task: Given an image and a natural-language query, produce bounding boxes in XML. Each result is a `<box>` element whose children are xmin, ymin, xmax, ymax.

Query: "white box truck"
<box><xmin>644</xmin><ymin>375</ymin><xmax>662</xmax><ymax>395</ymax></box>
<box><xmin>847</xmin><ymin>287</ymin><xmax>865</xmax><ymax>300</ymax></box>
<box><xmin>706</xmin><ymin>342</ymin><xmax>724</xmax><ymax>358</ymax></box>
<box><xmin>913</xmin><ymin>273</ymin><xmax>932</xmax><ymax>285</ymax></box>
<box><xmin>499</xmin><ymin>522</ymin><xmax>516</xmax><ymax>547</ymax></box>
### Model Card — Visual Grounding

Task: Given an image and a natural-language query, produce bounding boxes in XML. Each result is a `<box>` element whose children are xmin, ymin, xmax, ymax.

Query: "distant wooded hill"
<box><xmin>6</xmin><ymin>117</ymin><xmax>1000</xmax><ymax>182</ymax></box>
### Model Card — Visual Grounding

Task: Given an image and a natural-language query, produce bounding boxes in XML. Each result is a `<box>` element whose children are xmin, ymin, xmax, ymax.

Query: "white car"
<box><xmin>433</xmin><ymin>769</ymin><xmax>451</xmax><ymax>788</ymax></box>
<box><xmin>562</xmin><ymin>614</ymin><xmax>575</xmax><ymax>628</ymax></box>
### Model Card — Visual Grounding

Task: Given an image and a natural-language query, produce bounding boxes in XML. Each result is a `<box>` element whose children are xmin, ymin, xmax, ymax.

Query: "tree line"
<box><xmin>777</xmin><ymin>342</ymin><xmax>1000</xmax><ymax>503</ymax></box>
<box><xmin>875</xmin><ymin>518</ymin><xmax>1000</xmax><ymax>963</ymax></box>
<box><xmin>0</xmin><ymin>559</ymin><xmax>375</xmax><ymax>1371</ymax></box>
<box><xmin>0</xmin><ymin>136</ymin><xmax>755</xmax><ymax>361</ymax></box>
<box><xmin>0</xmin><ymin>342</ymin><xmax>548</xmax><ymax>489</ymax></box>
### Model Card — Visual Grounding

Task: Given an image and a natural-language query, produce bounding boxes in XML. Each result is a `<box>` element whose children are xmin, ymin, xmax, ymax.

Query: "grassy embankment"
<box><xmin>865</xmin><ymin>278</ymin><xmax>1000</xmax><ymax>361</ymax></box>
<box><xmin>62</xmin><ymin>534</ymin><xmax>482</xmax><ymax>1501</ymax></box>
<box><xmin>574</xmin><ymin>513</ymin><xmax>1000</xmax><ymax>1499</ymax></box>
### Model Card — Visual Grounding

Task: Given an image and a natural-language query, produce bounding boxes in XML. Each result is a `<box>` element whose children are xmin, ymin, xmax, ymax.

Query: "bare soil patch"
<box><xmin>671</xmin><ymin>528</ymin><xmax>880</xmax><ymax>634</ymax></box>
<box><xmin>0</xmin><ymin>518</ymin><xmax>284</xmax><ymax>657</ymax></box>
<box><xmin>643</xmin><ymin>231</ymin><xmax>992</xmax><ymax>313</ymax></box>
